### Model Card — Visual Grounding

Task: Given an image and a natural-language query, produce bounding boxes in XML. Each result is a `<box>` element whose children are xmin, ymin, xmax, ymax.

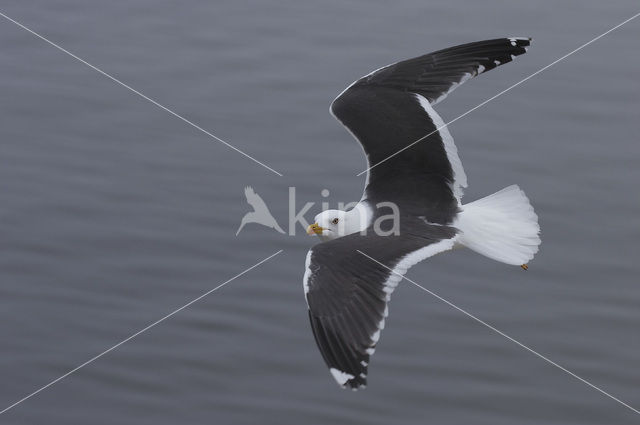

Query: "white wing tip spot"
<box><xmin>371</xmin><ymin>329</ymin><xmax>381</xmax><ymax>343</ymax></box>
<box><xmin>330</xmin><ymin>368</ymin><xmax>355</xmax><ymax>386</ymax></box>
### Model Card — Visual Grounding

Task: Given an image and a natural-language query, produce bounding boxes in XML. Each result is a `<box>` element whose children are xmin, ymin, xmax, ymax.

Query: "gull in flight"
<box><xmin>303</xmin><ymin>38</ymin><xmax>541</xmax><ymax>389</ymax></box>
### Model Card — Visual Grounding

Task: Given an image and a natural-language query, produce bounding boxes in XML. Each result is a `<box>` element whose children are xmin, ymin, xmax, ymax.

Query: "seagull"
<box><xmin>303</xmin><ymin>38</ymin><xmax>541</xmax><ymax>389</ymax></box>
<box><xmin>236</xmin><ymin>186</ymin><xmax>285</xmax><ymax>235</ymax></box>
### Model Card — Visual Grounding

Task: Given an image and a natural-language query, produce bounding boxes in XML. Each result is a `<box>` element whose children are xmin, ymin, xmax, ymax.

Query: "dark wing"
<box><xmin>304</xmin><ymin>220</ymin><xmax>456</xmax><ymax>389</ymax></box>
<box><xmin>349</xmin><ymin>37</ymin><xmax>531</xmax><ymax>105</ymax></box>
<box><xmin>330</xmin><ymin>38</ymin><xmax>531</xmax><ymax>223</ymax></box>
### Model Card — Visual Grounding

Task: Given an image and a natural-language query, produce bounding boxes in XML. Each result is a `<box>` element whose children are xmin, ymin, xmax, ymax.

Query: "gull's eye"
<box><xmin>332</xmin><ymin>218</ymin><xmax>339</xmax><ymax>225</ymax></box>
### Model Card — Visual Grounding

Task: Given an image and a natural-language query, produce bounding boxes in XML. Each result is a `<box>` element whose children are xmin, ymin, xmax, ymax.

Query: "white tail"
<box><xmin>454</xmin><ymin>185</ymin><xmax>541</xmax><ymax>265</ymax></box>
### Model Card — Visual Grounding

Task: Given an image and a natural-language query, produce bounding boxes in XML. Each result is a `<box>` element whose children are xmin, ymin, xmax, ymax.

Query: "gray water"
<box><xmin>1</xmin><ymin>1</ymin><xmax>639</xmax><ymax>424</ymax></box>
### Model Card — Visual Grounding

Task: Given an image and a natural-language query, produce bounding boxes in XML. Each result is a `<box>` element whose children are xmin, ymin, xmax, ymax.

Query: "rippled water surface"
<box><xmin>1</xmin><ymin>1</ymin><xmax>639</xmax><ymax>424</ymax></box>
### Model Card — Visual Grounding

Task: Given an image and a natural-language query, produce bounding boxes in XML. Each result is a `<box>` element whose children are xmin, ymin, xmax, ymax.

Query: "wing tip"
<box><xmin>473</xmin><ymin>37</ymin><xmax>531</xmax><ymax>76</ymax></box>
<box><xmin>330</xmin><ymin>367</ymin><xmax>368</xmax><ymax>390</ymax></box>
<box><xmin>507</xmin><ymin>36</ymin><xmax>532</xmax><ymax>41</ymax></box>
<box><xmin>507</xmin><ymin>36</ymin><xmax>532</xmax><ymax>52</ymax></box>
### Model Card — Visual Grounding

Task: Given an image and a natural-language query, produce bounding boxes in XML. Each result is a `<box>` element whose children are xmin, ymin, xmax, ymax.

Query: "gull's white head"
<box><xmin>307</xmin><ymin>204</ymin><xmax>371</xmax><ymax>241</ymax></box>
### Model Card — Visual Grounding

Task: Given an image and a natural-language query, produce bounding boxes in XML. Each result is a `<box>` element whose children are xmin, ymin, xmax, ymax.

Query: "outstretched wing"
<box><xmin>344</xmin><ymin>37</ymin><xmax>531</xmax><ymax>106</ymax></box>
<box><xmin>303</xmin><ymin>220</ymin><xmax>456</xmax><ymax>389</ymax></box>
<box><xmin>330</xmin><ymin>38</ymin><xmax>531</xmax><ymax>222</ymax></box>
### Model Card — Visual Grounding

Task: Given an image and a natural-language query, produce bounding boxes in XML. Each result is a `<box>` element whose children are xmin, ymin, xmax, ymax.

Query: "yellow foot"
<box><xmin>520</xmin><ymin>264</ymin><xmax>529</xmax><ymax>271</ymax></box>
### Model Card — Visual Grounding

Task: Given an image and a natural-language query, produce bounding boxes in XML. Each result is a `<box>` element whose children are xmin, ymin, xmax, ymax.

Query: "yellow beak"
<box><xmin>307</xmin><ymin>223</ymin><xmax>324</xmax><ymax>236</ymax></box>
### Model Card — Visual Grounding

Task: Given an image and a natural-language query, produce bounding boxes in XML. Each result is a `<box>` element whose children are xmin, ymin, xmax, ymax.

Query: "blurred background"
<box><xmin>0</xmin><ymin>1</ymin><xmax>639</xmax><ymax>424</ymax></box>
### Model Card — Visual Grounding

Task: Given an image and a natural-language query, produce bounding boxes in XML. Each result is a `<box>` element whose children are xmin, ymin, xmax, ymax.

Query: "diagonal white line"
<box><xmin>357</xmin><ymin>11</ymin><xmax>640</xmax><ymax>177</ymax></box>
<box><xmin>0</xmin><ymin>249</ymin><xmax>283</xmax><ymax>415</ymax></box>
<box><xmin>357</xmin><ymin>250</ymin><xmax>640</xmax><ymax>416</ymax></box>
<box><xmin>0</xmin><ymin>11</ymin><xmax>283</xmax><ymax>177</ymax></box>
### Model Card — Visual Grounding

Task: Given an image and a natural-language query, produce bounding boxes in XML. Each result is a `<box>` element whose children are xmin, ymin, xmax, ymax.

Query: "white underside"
<box><xmin>355</xmin><ymin>238</ymin><xmax>456</xmax><ymax>363</ymax></box>
<box><xmin>454</xmin><ymin>185</ymin><xmax>541</xmax><ymax>265</ymax></box>
<box><xmin>414</xmin><ymin>94</ymin><xmax>468</xmax><ymax>202</ymax></box>
<box><xmin>381</xmin><ymin>239</ymin><xmax>457</xmax><ymax>301</ymax></box>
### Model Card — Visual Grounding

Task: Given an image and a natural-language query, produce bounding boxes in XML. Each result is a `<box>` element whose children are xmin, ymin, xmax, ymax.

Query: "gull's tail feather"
<box><xmin>454</xmin><ymin>185</ymin><xmax>541</xmax><ymax>265</ymax></box>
